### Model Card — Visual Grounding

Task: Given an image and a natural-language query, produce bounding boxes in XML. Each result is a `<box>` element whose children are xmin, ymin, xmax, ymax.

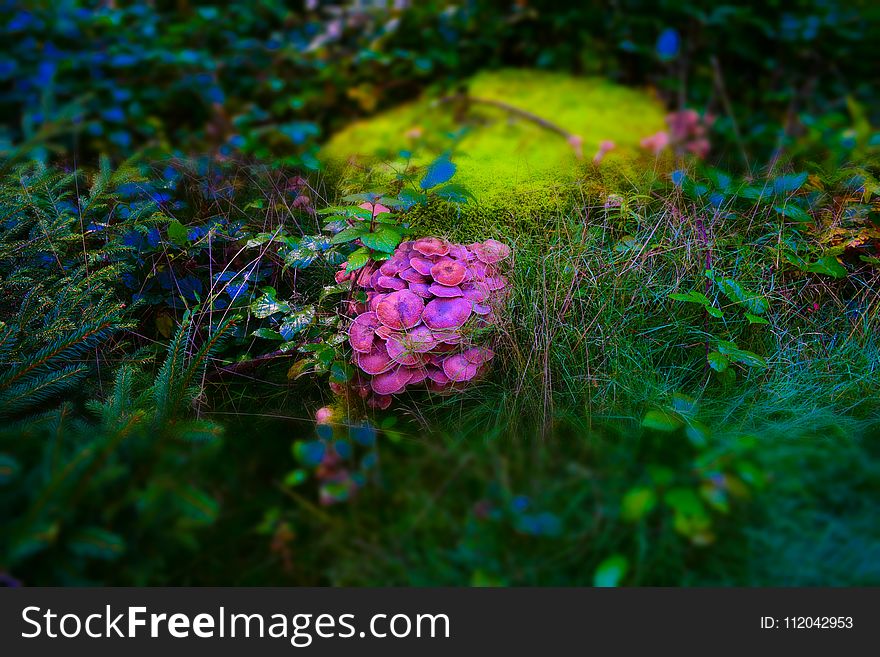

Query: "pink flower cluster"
<box><xmin>640</xmin><ymin>109</ymin><xmax>713</xmax><ymax>158</ymax></box>
<box><xmin>334</xmin><ymin>237</ymin><xmax>511</xmax><ymax>409</ymax></box>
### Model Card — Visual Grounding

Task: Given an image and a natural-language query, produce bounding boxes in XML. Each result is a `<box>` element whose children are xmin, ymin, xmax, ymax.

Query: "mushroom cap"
<box><xmin>442</xmin><ymin>353</ymin><xmax>480</xmax><ymax>382</ymax></box>
<box><xmin>413</xmin><ymin>237</ymin><xmax>450</xmax><ymax>257</ymax></box>
<box><xmin>371</xmin><ymin>367</ymin><xmax>413</xmax><ymax>395</ymax></box>
<box><xmin>462</xmin><ymin>346</ymin><xmax>494</xmax><ymax>365</ymax></box>
<box><xmin>367</xmin><ymin>292</ymin><xmax>387</xmax><ymax>312</ymax></box>
<box><xmin>395</xmin><ymin>324</ymin><xmax>437</xmax><ymax>352</ymax></box>
<box><xmin>376</xmin><ymin>289</ymin><xmax>425</xmax><ymax>330</ymax></box>
<box><xmin>357</xmin><ymin>342</ymin><xmax>395</xmax><ymax>375</ymax></box>
<box><xmin>471</xmin><ymin>302</ymin><xmax>492</xmax><ymax>315</ymax></box>
<box><xmin>356</xmin><ymin>265</ymin><xmax>375</xmax><ymax>288</ymax></box>
<box><xmin>377</xmin><ymin>275</ymin><xmax>407</xmax><ymax>291</ymax></box>
<box><xmin>379</xmin><ymin>258</ymin><xmax>406</xmax><ymax>277</ymax></box>
<box><xmin>385</xmin><ymin>336</ymin><xmax>424</xmax><ymax>366</ymax></box>
<box><xmin>398</xmin><ymin>267</ymin><xmax>431</xmax><ymax>284</ymax></box>
<box><xmin>430</xmin><ymin>257</ymin><xmax>468</xmax><ymax>286</ymax></box>
<box><xmin>406</xmin><ymin>367</ymin><xmax>429</xmax><ymax>385</ymax></box>
<box><xmin>484</xmin><ymin>275</ymin><xmax>508</xmax><ymax>291</ymax></box>
<box><xmin>349</xmin><ymin>312</ymin><xmax>381</xmax><ymax>353</ymax></box>
<box><xmin>448</xmin><ymin>243</ymin><xmax>472</xmax><ymax>261</ymax></box>
<box><xmin>408</xmin><ymin>256</ymin><xmax>435</xmax><ymax>276</ymax></box>
<box><xmin>428</xmin><ymin>283</ymin><xmax>463</xmax><ymax>298</ymax></box>
<box><xmin>467</xmin><ymin>261</ymin><xmax>491</xmax><ymax>280</ymax></box>
<box><xmin>375</xmin><ymin>324</ymin><xmax>395</xmax><ymax>340</ymax></box>
<box><xmin>425</xmin><ymin>366</ymin><xmax>449</xmax><ymax>385</ymax></box>
<box><xmin>423</xmin><ymin>297</ymin><xmax>472</xmax><ymax>330</ymax></box>
<box><xmin>461</xmin><ymin>282</ymin><xmax>490</xmax><ymax>302</ymax></box>
<box><xmin>471</xmin><ymin>238</ymin><xmax>511</xmax><ymax>264</ymax></box>
<box><xmin>408</xmin><ymin>281</ymin><xmax>432</xmax><ymax>299</ymax></box>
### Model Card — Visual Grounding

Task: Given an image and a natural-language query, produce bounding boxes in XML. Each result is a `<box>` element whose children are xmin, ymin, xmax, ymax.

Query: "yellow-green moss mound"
<box><xmin>321</xmin><ymin>69</ymin><xmax>668</xmax><ymax>240</ymax></box>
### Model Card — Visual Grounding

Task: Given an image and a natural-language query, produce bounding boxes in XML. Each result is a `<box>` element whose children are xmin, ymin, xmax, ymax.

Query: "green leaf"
<box><xmin>360</xmin><ymin>226</ymin><xmax>403</xmax><ymax>253</ymax></box>
<box><xmin>744</xmin><ymin>313</ymin><xmax>769</xmax><ymax>325</ymax></box>
<box><xmin>434</xmin><ymin>182</ymin><xmax>474</xmax><ymax>204</ymax></box>
<box><xmin>774</xmin><ymin>203</ymin><xmax>811</xmax><ymax>222</ymax></box>
<box><xmin>716</xmin><ymin>341</ymin><xmax>768</xmax><ymax>368</ymax></box>
<box><xmin>642</xmin><ymin>409</ymin><xmax>684</xmax><ymax>432</ymax></box>
<box><xmin>345</xmin><ymin>247</ymin><xmax>370</xmax><ymax>274</ymax></box>
<box><xmin>669</xmin><ymin>290</ymin><xmax>723</xmax><ymax>317</ymax></box>
<box><xmin>330</xmin><ymin>225</ymin><xmax>368</xmax><ymax>244</ymax></box>
<box><xmin>252</xmin><ymin>328</ymin><xmax>284</xmax><ymax>340</ymax></box>
<box><xmin>68</xmin><ymin>528</ymin><xmax>125</xmax><ymax>560</ymax></box>
<box><xmin>593</xmin><ymin>554</ymin><xmax>629</xmax><ymax>587</ymax></box>
<box><xmin>716</xmin><ymin>278</ymin><xmax>769</xmax><ymax>315</ymax></box>
<box><xmin>250</xmin><ymin>288</ymin><xmax>290</xmax><ymax>318</ymax></box>
<box><xmin>707</xmin><ymin>351</ymin><xmax>729</xmax><ymax>372</ymax></box>
<box><xmin>329</xmin><ymin>360</ymin><xmax>354</xmax><ymax>383</ymax></box>
<box><xmin>279</xmin><ymin>306</ymin><xmax>316</xmax><ymax>340</ymax></box>
<box><xmin>621</xmin><ymin>487</ymin><xmax>657</xmax><ymax>522</ymax></box>
<box><xmin>669</xmin><ymin>290</ymin><xmax>711</xmax><ymax>305</ymax></box>
<box><xmin>804</xmin><ymin>255</ymin><xmax>847</xmax><ymax>278</ymax></box>
<box><xmin>167</xmin><ymin>219</ymin><xmax>189</xmax><ymax>247</ymax></box>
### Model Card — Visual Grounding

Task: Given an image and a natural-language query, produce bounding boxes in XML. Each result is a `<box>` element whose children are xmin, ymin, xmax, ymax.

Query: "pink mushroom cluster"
<box><xmin>640</xmin><ymin>109</ymin><xmax>713</xmax><ymax>158</ymax></box>
<box><xmin>334</xmin><ymin>237</ymin><xmax>512</xmax><ymax>409</ymax></box>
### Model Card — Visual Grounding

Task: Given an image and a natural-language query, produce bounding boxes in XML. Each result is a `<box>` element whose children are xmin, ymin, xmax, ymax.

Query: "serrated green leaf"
<box><xmin>330</xmin><ymin>225</ymin><xmax>368</xmax><ymax>244</ymax></box>
<box><xmin>360</xmin><ymin>227</ymin><xmax>402</xmax><ymax>253</ymax></box>
<box><xmin>167</xmin><ymin>219</ymin><xmax>189</xmax><ymax>246</ymax></box>
<box><xmin>345</xmin><ymin>247</ymin><xmax>370</xmax><ymax>274</ymax></box>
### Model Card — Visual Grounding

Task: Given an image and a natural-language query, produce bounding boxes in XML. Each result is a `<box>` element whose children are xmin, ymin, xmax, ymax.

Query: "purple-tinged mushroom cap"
<box><xmin>408</xmin><ymin>281</ymin><xmax>432</xmax><ymax>298</ymax></box>
<box><xmin>427</xmin><ymin>367</ymin><xmax>450</xmax><ymax>384</ymax></box>
<box><xmin>462</xmin><ymin>346</ymin><xmax>494</xmax><ymax>365</ymax></box>
<box><xmin>385</xmin><ymin>336</ymin><xmax>425</xmax><ymax>366</ymax></box>
<box><xmin>377</xmin><ymin>275</ymin><xmax>407</xmax><ymax>291</ymax></box>
<box><xmin>398</xmin><ymin>267</ymin><xmax>431</xmax><ymax>284</ymax></box>
<box><xmin>484</xmin><ymin>275</ymin><xmax>508</xmax><ymax>291</ymax></box>
<box><xmin>428</xmin><ymin>283</ymin><xmax>463</xmax><ymax>298</ymax></box>
<box><xmin>409</xmin><ymin>256</ymin><xmax>435</xmax><ymax>276</ymax></box>
<box><xmin>461</xmin><ymin>282</ymin><xmax>490</xmax><ymax>302</ymax></box>
<box><xmin>368</xmin><ymin>394</ymin><xmax>393</xmax><ymax>410</ymax></box>
<box><xmin>371</xmin><ymin>367</ymin><xmax>413</xmax><ymax>395</ymax></box>
<box><xmin>471</xmin><ymin>302</ymin><xmax>492</xmax><ymax>315</ymax></box>
<box><xmin>413</xmin><ymin>237</ymin><xmax>450</xmax><ymax>257</ymax></box>
<box><xmin>376</xmin><ymin>289</ymin><xmax>425</xmax><ymax>330</ymax></box>
<box><xmin>398</xmin><ymin>324</ymin><xmax>437</xmax><ymax>352</ymax></box>
<box><xmin>423</xmin><ymin>297</ymin><xmax>472</xmax><ymax>330</ymax></box>
<box><xmin>448</xmin><ymin>244</ymin><xmax>471</xmax><ymax>261</ymax></box>
<box><xmin>349</xmin><ymin>312</ymin><xmax>381</xmax><ymax>353</ymax></box>
<box><xmin>357</xmin><ymin>342</ymin><xmax>395</xmax><ymax>375</ymax></box>
<box><xmin>368</xmin><ymin>292</ymin><xmax>387</xmax><ymax>312</ymax></box>
<box><xmin>379</xmin><ymin>258</ymin><xmax>405</xmax><ymax>277</ymax></box>
<box><xmin>407</xmin><ymin>367</ymin><xmax>429</xmax><ymax>385</ymax></box>
<box><xmin>430</xmin><ymin>258</ymin><xmax>468</xmax><ymax>286</ymax></box>
<box><xmin>442</xmin><ymin>353</ymin><xmax>480</xmax><ymax>382</ymax></box>
<box><xmin>375</xmin><ymin>324</ymin><xmax>395</xmax><ymax>340</ymax></box>
<box><xmin>471</xmin><ymin>238</ymin><xmax>511</xmax><ymax>264</ymax></box>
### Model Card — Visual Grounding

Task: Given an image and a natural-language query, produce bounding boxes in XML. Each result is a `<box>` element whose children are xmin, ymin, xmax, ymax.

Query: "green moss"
<box><xmin>321</xmin><ymin>69</ymin><xmax>668</xmax><ymax>239</ymax></box>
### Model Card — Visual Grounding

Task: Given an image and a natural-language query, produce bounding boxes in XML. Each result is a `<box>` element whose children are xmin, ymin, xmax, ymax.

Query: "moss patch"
<box><xmin>321</xmin><ymin>69</ymin><xmax>669</xmax><ymax>240</ymax></box>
